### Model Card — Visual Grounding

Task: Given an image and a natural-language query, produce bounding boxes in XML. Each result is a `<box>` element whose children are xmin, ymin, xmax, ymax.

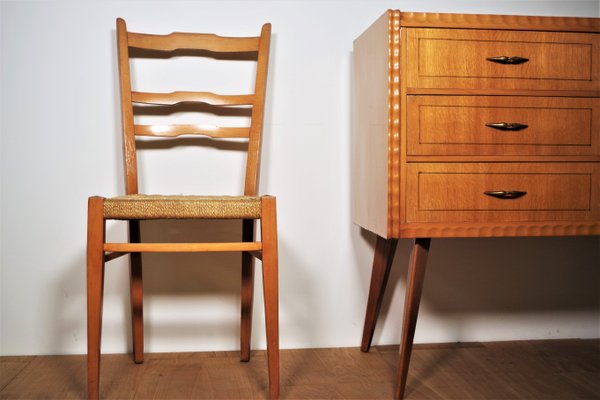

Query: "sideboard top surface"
<box><xmin>395</xmin><ymin>10</ymin><xmax>599</xmax><ymax>33</ymax></box>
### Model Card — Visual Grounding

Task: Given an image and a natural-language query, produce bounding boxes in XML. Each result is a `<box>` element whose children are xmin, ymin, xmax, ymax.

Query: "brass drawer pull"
<box><xmin>484</xmin><ymin>190</ymin><xmax>527</xmax><ymax>199</ymax></box>
<box><xmin>486</xmin><ymin>55</ymin><xmax>529</xmax><ymax>65</ymax></box>
<box><xmin>485</xmin><ymin>122</ymin><xmax>529</xmax><ymax>131</ymax></box>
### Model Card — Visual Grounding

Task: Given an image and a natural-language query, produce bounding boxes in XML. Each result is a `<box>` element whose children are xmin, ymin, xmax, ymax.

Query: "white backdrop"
<box><xmin>1</xmin><ymin>0</ymin><xmax>599</xmax><ymax>356</ymax></box>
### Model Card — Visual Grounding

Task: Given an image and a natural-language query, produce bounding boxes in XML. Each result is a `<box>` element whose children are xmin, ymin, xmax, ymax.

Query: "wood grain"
<box><xmin>398</xmin><ymin>11</ymin><xmax>600</xmax><ymax>33</ymax></box>
<box><xmin>116</xmin><ymin>18</ymin><xmax>138</xmax><ymax>195</ymax></box>
<box><xmin>86</xmin><ymin>197</ymin><xmax>106</xmax><ymax>400</ymax></box>
<box><xmin>131</xmin><ymin>91</ymin><xmax>254</xmax><ymax>106</ymax></box>
<box><xmin>361</xmin><ymin>237</ymin><xmax>398</xmax><ymax>352</ymax></box>
<box><xmin>406</xmin><ymin>155</ymin><xmax>600</xmax><ymax>163</ymax></box>
<box><xmin>388</xmin><ymin>10</ymin><xmax>402</xmax><ymax>238</ymax></box>
<box><xmin>127</xmin><ymin>32</ymin><xmax>260</xmax><ymax>52</ymax></box>
<box><xmin>397</xmin><ymin>16</ymin><xmax>410</xmax><ymax>236</ymax></box>
<box><xmin>260</xmin><ymin>196</ymin><xmax>280</xmax><ymax>399</ymax></box>
<box><xmin>104</xmin><ymin>242</ymin><xmax>262</xmax><ymax>253</ymax></box>
<box><xmin>134</xmin><ymin>124</ymin><xmax>250</xmax><ymax>138</ymax></box>
<box><xmin>396</xmin><ymin>238</ymin><xmax>430</xmax><ymax>400</ymax></box>
<box><xmin>244</xmin><ymin>23</ymin><xmax>271</xmax><ymax>196</ymax></box>
<box><xmin>398</xmin><ymin>220</ymin><xmax>600</xmax><ymax>238</ymax></box>
<box><xmin>90</xmin><ymin>18</ymin><xmax>278</xmax><ymax>400</ymax></box>
<box><xmin>407</xmin><ymin>28</ymin><xmax>599</xmax><ymax>92</ymax></box>
<box><xmin>0</xmin><ymin>356</ymin><xmax>33</xmax><ymax>390</ymax></box>
<box><xmin>240</xmin><ymin>219</ymin><xmax>256</xmax><ymax>362</ymax></box>
<box><xmin>2</xmin><ymin>341</ymin><xmax>598</xmax><ymax>399</ymax></box>
<box><xmin>406</xmin><ymin>162</ymin><xmax>599</xmax><ymax>223</ymax></box>
<box><xmin>351</xmin><ymin>11</ymin><xmax>393</xmax><ymax>238</ymax></box>
<box><xmin>353</xmin><ymin>10</ymin><xmax>600</xmax><ymax>400</ymax></box>
<box><xmin>129</xmin><ymin>220</ymin><xmax>144</xmax><ymax>364</ymax></box>
<box><xmin>353</xmin><ymin>10</ymin><xmax>600</xmax><ymax>238</ymax></box>
<box><xmin>407</xmin><ymin>96</ymin><xmax>600</xmax><ymax>156</ymax></box>
<box><xmin>406</xmin><ymin>87</ymin><xmax>600</xmax><ymax>97</ymax></box>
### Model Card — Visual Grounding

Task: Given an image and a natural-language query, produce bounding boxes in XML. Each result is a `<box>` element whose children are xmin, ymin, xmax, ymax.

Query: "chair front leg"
<box><xmin>129</xmin><ymin>220</ymin><xmax>144</xmax><ymax>363</ymax></box>
<box><xmin>87</xmin><ymin>197</ymin><xmax>106</xmax><ymax>400</ymax></box>
<box><xmin>260</xmin><ymin>197</ymin><xmax>279</xmax><ymax>399</ymax></box>
<box><xmin>241</xmin><ymin>219</ymin><xmax>256</xmax><ymax>362</ymax></box>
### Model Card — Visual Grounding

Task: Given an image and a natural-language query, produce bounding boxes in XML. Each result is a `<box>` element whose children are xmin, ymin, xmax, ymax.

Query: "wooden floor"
<box><xmin>0</xmin><ymin>340</ymin><xmax>598</xmax><ymax>399</ymax></box>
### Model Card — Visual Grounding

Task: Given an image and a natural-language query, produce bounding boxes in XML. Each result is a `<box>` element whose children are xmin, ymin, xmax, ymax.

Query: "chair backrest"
<box><xmin>116</xmin><ymin>18</ymin><xmax>271</xmax><ymax>196</ymax></box>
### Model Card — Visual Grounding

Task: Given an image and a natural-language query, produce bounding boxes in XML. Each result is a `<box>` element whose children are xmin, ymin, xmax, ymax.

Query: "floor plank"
<box><xmin>378</xmin><ymin>340</ymin><xmax>600</xmax><ymax>400</ymax></box>
<box><xmin>0</xmin><ymin>340</ymin><xmax>597</xmax><ymax>399</ymax></box>
<box><xmin>0</xmin><ymin>357</ymin><xmax>34</xmax><ymax>391</ymax></box>
<box><xmin>0</xmin><ymin>355</ymin><xmax>86</xmax><ymax>399</ymax></box>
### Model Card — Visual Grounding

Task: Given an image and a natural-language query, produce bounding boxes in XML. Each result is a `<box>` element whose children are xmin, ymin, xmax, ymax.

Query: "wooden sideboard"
<box><xmin>352</xmin><ymin>10</ymin><xmax>599</xmax><ymax>399</ymax></box>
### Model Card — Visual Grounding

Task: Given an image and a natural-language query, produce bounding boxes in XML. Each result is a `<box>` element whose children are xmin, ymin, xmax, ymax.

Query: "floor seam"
<box><xmin>0</xmin><ymin>356</ymin><xmax>37</xmax><ymax>393</ymax></box>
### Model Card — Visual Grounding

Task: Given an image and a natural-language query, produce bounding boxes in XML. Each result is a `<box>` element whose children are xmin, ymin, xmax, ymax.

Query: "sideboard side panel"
<box><xmin>352</xmin><ymin>11</ymin><xmax>392</xmax><ymax>238</ymax></box>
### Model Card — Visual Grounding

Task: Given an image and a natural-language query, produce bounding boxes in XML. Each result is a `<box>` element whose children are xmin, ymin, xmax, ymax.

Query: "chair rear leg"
<box><xmin>260</xmin><ymin>197</ymin><xmax>279</xmax><ymax>399</ymax></box>
<box><xmin>241</xmin><ymin>219</ymin><xmax>255</xmax><ymax>362</ymax></box>
<box><xmin>87</xmin><ymin>197</ymin><xmax>106</xmax><ymax>400</ymax></box>
<box><xmin>129</xmin><ymin>220</ymin><xmax>144</xmax><ymax>363</ymax></box>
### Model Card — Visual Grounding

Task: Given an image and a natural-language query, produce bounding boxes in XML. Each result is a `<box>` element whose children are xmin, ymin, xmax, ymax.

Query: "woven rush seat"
<box><xmin>104</xmin><ymin>194</ymin><xmax>262</xmax><ymax>220</ymax></box>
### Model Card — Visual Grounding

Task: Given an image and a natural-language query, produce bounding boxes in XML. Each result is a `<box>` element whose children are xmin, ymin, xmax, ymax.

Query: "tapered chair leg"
<box><xmin>129</xmin><ymin>220</ymin><xmax>144</xmax><ymax>364</ymax></box>
<box><xmin>361</xmin><ymin>236</ymin><xmax>398</xmax><ymax>352</ymax></box>
<box><xmin>260</xmin><ymin>197</ymin><xmax>279</xmax><ymax>399</ymax></box>
<box><xmin>395</xmin><ymin>238</ymin><xmax>431</xmax><ymax>400</ymax></box>
<box><xmin>241</xmin><ymin>219</ymin><xmax>256</xmax><ymax>362</ymax></box>
<box><xmin>87</xmin><ymin>197</ymin><xmax>106</xmax><ymax>400</ymax></box>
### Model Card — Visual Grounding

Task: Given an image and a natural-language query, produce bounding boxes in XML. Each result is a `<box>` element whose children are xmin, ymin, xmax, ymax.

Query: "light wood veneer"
<box><xmin>352</xmin><ymin>9</ymin><xmax>599</xmax><ymax>399</ymax></box>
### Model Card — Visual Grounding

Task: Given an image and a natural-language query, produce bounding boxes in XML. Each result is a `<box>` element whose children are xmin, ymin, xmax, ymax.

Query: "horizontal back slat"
<box><xmin>128</xmin><ymin>32</ymin><xmax>260</xmax><ymax>52</ymax></box>
<box><xmin>131</xmin><ymin>91</ymin><xmax>254</xmax><ymax>106</ymax></box>
<box><xmin>134</xmin><ymin>124</ymin><xmax>250</xmax><ymax>138</ymax></box>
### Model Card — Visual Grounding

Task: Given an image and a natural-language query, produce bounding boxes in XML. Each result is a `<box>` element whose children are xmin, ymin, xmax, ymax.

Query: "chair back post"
<box><xmin>244</xmin><ymin>23</ymin><xmax>271</xmax><ymax>196</ymax></box>
<box><xmin>116</xmin><ymin>18</ymin><xmax>139</xmax><ymax>195</ymax></box>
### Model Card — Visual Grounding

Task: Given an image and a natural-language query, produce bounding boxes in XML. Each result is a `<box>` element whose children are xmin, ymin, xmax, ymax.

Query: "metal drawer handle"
<box><xmin>485</xmin><ymin>122</ymin><xmax>529</xmax><ymax>131</ymax></box>
<box><xmin>486</xmin><ymin>56</ymin><xmax>529</xmax><ymax>65</ymax></box>
<box><xmin>484</xmin><ymin>190</ymin><xmax>527</xmax><ymax>199</ymax></box>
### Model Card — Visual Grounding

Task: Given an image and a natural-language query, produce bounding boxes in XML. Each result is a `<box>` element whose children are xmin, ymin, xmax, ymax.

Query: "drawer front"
<box><xmin>406</xmin><ymin>28</ymin><xmax>599</xmax><ymax>92</ymax></box>
<box><xmin>406</xmin><ymin>96</ymin><xmax>600</xmax><ymax>156</ymax></box>
<box><xmin>406</xmin><ymin>163</ymin><xmax>599</xmax><ymax>223</ymax></box>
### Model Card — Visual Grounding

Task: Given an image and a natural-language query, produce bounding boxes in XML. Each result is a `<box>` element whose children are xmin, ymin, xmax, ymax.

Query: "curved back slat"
<box><xmin>131</xmin><ymin>91</ymin><xmax>254</xmax><ymax>106</ymax></box>
<box><xmin>128</xmin><ymin>32</ymin><xmax>260</xmax><ymax>52</ymax></box>
<box><xmin>134</xmin><ymin>124</ymin><xmax>250</xmax><ymax>138</ymax></box>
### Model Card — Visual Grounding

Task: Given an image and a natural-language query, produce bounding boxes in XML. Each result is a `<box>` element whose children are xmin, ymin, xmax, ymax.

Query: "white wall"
<box><xmin>1</xmin><ymin>0</ymin><xmax>598</xmax><ymax>356</ymax></box>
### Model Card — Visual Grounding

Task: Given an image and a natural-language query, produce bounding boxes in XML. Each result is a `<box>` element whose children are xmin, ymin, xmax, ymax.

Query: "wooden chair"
<box><xmin>86</xmin><ymin>18</ymin><xmax>278</xmax><ymax>399</ymax></box>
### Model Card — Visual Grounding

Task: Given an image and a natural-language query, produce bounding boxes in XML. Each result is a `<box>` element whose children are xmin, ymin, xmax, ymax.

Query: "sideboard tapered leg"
<box><xmin>361</xmin><ymin>236</ymin><xmax>398</xmax><ymax>352</ymax></box>
<box><xmin>395</xmin><ymin>237</ymin><xmax>431</xmax><ymax>399</ymax></box>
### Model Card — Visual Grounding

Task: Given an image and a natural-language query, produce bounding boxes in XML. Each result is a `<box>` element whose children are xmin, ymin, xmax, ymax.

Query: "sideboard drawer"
<box><xmin>407</xmin><ymin>28</ymin><xmax>599</xmax><ymax>92</ymax></box>
<box><xmin>406</xmin><ymin>96</ymin><xmax>600</xmax><ymax>156</ymax></box>
<box><xmin>406</xmin><ymin>163</ymin><xmax>599</xmax><ymax>223</ymax></box>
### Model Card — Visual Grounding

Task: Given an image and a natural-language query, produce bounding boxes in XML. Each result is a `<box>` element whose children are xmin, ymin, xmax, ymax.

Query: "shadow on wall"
<box><xmin>139</xmin><ymin>219</ymin><xmax>245</xmax><ymax>348</ymax></box>
<box><xmin>424</xmin><ymin>236</ymin><xmax>600</xmax><ymax>313</ymax></box>
<box><xmin>53</xmin><ymin>223</ymin><xmax>130</xmax><ymax>357</ymax></box>
<box><xmin>138</xmin><ymin>218</ymin><xmax>318</xmax><ymax>351</ymax></box>
<box><xmin>56</xmin><ymin>217</ymin><xmax>302</xmax><ymax>356</ymax></box>
<box><xmin>140</xmin><ymin>219</ymin><xmax>244</xmax><ymax>295</ymax></box>
<box><xmin>366</xmin><ymin>229</ymin><xmax>600</xmax><ymax>342</ymax></box>
<box><xmin>53</xmin><ymin>219</ymin><xmax>251</xmax><ymax>357</ymax></box>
